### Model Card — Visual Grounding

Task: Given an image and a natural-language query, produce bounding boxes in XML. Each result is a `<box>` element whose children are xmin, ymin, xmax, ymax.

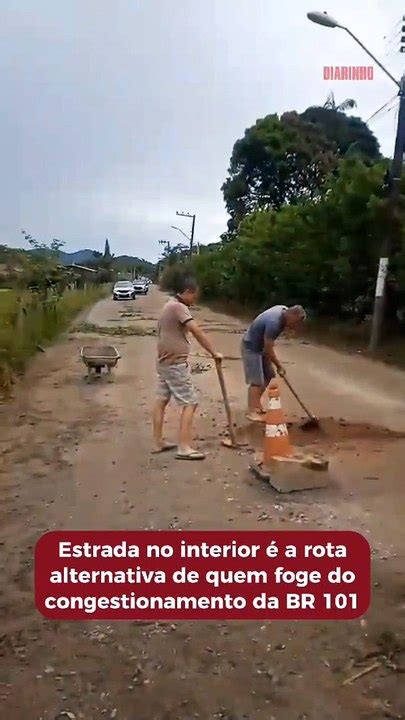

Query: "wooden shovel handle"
<box><xmin>282</xmin><ymin>375</ymin><xmax>314</xmax><ymax>419</ymax></box>
<box><xmin>215</xmin><ymin>359</ymin><xmax>237</xmax><ymax>445</ymax></box>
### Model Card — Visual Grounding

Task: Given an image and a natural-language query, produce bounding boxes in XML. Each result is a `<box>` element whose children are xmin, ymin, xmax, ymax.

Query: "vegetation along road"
<box><xmin>1</xmin><ymin>286</ymin><xmax>405</xmax><ymax>719</ymax></box>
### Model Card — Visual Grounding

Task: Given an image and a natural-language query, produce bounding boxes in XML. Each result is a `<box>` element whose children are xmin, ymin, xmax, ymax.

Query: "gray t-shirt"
<box><xmin>243</xmin><ymin>305</ymin><xmax>287</xmax><ymax>353</ymax></box>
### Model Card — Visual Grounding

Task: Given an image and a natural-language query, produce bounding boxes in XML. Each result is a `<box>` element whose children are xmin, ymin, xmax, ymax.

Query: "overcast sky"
<box><xmin>1</xmin><ymin>0</ymin><xmax>403</xmax><ymax>261</ymax></box>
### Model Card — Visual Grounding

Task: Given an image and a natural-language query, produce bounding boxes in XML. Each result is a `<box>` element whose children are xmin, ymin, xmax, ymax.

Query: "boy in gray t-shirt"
<box><xmin>153</xmin><ymin>277</ymin><xmax>223</xmax><ymax>459</ymax></box>
<box><xmin>241</xmin><ymin>305</ymin><xmax>306</xmax><ymax>422</ymax></box>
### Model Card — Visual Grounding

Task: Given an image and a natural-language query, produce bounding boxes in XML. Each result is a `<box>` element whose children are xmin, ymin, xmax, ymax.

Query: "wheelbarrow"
<box><xmin>80</xmin><ymin>345</ymin><xmax>121</xmax><ymax>383</ymax></box>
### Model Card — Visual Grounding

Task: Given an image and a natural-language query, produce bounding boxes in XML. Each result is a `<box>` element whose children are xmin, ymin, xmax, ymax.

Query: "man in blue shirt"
<box><xmin>242</xmin><ymin>305</ymin><xmax>306</xmax><ymax>422</ymax></box>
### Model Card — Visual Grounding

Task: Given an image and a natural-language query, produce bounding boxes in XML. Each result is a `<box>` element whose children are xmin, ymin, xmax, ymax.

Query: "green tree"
<box><xmin>159</xmin><ymin>243</ymin><xmax>192</xmax><ymax>291</ymax></box>
<box><xmin>221</xmin><ymin>112</ymin><xmax>337</xmax><ymax>231</ymax></box>
<box><xmin>193</xmin><ymin>159</ymin><xmax>396</xmax><ymax>320</ymax></box>
<box><xmin>88</xmin><ymin>247</ymin><xmax>115</xmax><ymax>283</ymax></box>
<box><xmin>21</xmin><ymin>230</ymin><xmax>65</xmax><ymax>257</ymax></box>
<box><xmin>104</xmin><ymin>239</ymin><xmax>112</xmax><ymax>259</ymax></box>
<box><xmin>300</xmin><ymin>105</ymin><xmax>380</xmax><ymax>161</ymax></box>
<box><xmin>19</xmin><ymin>230</ymin><xmax>68</xmax><ymax>295</ymax></box>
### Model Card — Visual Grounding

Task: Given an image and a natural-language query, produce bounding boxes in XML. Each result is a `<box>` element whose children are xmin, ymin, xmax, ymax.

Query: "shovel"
<box><xmin>281</xmin><ymin>375</ymin><xmax>320</xmax><ymax>430</ymax></box>
<box><xmin>215</xmin><ymin>358</ymin><xmax>246</xmax><ymax>448</ymax></box>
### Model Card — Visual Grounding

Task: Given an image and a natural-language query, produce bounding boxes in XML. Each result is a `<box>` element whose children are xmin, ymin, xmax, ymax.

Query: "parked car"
<box><xmin>113</xmin><ymin>280</ymin><xmax>135</xmax><ymax>301</ymax></box>
<box><xmin>133</xmin><ymin>278</ymin><xmax>148</xmax><ymax>295</ymax></box>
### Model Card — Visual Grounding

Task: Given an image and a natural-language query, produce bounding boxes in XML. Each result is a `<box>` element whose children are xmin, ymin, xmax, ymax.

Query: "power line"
<box><xmin>366</xmin><ymin>95</ymin><xmax>398</xmax><ymax>123</ymax></box>
<box><xmin>368</xmin><ymin>106</ymin><xmax>396</xmax><ymax>125</ymax></box>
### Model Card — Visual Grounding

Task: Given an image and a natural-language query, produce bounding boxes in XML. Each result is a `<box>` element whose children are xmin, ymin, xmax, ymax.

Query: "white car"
<box><xmin>113</xmin><ymin>281</ymin><xmax>135</xmax><ymax>301</ymax></box>
<box><xmin>133</xmin><ymin>278</ymin><xmax>148</xmax><ymax>295</ymax></box>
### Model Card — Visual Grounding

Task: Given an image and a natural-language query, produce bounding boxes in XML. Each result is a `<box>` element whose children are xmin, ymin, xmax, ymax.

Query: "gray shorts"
<box><xmin>156</xmin><ymin>362</ymin><xmax>199</xmax><ymax>406</ymax></box>
<box><xmin>241</xmin><ymin>340</ymin><xmax>274</xmax><ymax>387</ymax></box>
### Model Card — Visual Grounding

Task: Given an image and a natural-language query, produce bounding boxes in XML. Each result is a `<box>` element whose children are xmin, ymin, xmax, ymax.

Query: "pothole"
<box><xmin>237</xmin><ymin>417</ymin><xmax>405</xmax><ymax>452</ymax></box>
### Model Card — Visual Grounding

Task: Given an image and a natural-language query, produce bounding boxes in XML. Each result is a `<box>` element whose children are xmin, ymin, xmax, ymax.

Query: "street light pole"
<box><xmin>157</xmin><ymin>240</ymin><xmax>171</xmax><ymax>281</ymax></box>
<box><xmin>307</xmin><ymin>11</ymin><xmax>404</xmax><ymax>351</ymax></box>
<box><xmin>190</xmin><ymin>214</ymin><xmax>195</xmax><ymax>257</ymax></box>
<box><xmin>176</xmin><ymin>211</ymin><xmax>196</xmax><ymax>258</ymax></box>
<box><xmin>342</xmin><ymin>27</ymin><xmax>400</xmax><ymax>89</ymax></box>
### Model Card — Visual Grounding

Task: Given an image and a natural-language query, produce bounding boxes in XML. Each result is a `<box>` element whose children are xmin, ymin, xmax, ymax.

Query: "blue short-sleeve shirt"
<box><xmin>243</xmin><ymin>305</ymin><xmax>287</xmax><ymax>353</ymax></box>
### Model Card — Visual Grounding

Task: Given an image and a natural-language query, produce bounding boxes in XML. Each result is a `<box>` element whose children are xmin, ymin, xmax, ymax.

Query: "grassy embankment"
<box><xmin>0</xmin><ymin>286</ymin><xmax>107</xmax><ymax>392</ymax></box>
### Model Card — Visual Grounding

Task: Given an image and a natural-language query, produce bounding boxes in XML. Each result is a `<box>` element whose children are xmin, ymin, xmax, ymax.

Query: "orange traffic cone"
<box><xmin>251</xmin><ymin>382</ymin><xmax>329</xmax><ymax>490</ymax></box>
<box><xmin>263</xmin><ymin>382</ymin><xmax>293</xmax><ymax>462</ymax></box>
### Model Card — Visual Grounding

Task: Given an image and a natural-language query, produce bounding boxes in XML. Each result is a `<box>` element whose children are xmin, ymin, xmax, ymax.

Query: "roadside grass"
<box><xmin>0</xmin><ymin>286</ymin><xmax>108</xmax><ymax>392</ymax></box>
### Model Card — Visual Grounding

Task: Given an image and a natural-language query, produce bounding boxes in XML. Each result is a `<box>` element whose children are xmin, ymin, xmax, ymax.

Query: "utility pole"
<box><xmin>157</xmin><ymin>240</ymin><xmax>171</xmax><ymax>281</ymax></box>
<box><xmin>369</xmin><ymin>75</ymin><xmax>405</xmax><ymax>352</ymax></box>
<box><xmin>176</xmin><ymin>211</ymin><xmax>196</xmax><ymax>257</ymax></box>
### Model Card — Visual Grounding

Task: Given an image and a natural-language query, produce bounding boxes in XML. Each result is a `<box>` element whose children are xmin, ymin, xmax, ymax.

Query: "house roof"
<box><xmin>65</xmin><ymin>264</ymin><xmax>97</xmax><ymax>273</ymax></box>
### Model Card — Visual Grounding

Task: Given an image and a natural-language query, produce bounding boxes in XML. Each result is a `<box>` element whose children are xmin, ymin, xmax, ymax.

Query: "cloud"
<box><xmin>1</xmin><ymin>0</ymin><xmax>401</xmax><ymax>261</ymax></box>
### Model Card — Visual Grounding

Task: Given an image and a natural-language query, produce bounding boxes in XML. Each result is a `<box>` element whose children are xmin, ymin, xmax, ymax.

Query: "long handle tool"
<box><xmin>215</xmin><ymin>359</ymin><xmax>245</xmax><ymax>448</ymax></box>
<box><xmin>282</xmin><ymin>375</ymin><xmax>320</xmax><ymax>430</ymax></box>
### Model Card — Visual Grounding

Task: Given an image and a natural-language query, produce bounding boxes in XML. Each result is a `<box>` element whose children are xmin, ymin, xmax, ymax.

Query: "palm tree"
<box><xmin>323</xmin><ymin>91</ymin><xmax>357</xmax><ymax>112</ymax></box>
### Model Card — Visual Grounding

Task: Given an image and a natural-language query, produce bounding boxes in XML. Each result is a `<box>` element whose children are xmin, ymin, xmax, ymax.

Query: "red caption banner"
<box><xmin>35</xmin><ymin>531</ymin><xmax>370</xmax><ymax>621</ymax></box>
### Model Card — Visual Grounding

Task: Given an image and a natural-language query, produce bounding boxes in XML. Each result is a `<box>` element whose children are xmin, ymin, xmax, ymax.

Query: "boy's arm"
<box><xmin>186</xmin><ymin>320</ymin><xmax>223</xmax><ymax>360</ymax></box>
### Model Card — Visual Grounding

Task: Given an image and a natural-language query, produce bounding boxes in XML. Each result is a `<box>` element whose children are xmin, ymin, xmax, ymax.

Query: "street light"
<box><xmin>171</xmin><ymin>226</ymin><xmax>200</xmax><ymax>255</ymax></box>
<box><xmin>307</xmin><ymin>10</ymin><xmax>405</xmax><ymax>352</ymax></box>
<box><xmin>307</xmin><ymin>11</ymin><xmax>400</xmax><ymax>88</ymax></box>
<box><xmin>307</xmin><ymin>11</ymin><xmax>340</xmax><ymax>28</ymax></box>
<box><xmin>171</xmin><ymin>225</ymin><xmax>190</xmax><ymax>242</ymax></box>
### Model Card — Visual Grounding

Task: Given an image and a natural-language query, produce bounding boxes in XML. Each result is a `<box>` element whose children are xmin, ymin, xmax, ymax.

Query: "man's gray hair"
<box><xmin>288</xmin><ymin>305</ymin><xmax>307</xmax><ymax>320</ymax></box>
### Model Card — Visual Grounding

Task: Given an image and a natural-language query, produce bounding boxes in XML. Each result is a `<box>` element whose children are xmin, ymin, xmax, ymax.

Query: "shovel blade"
<box><xmin>300</xmin><ymin>418</ymin><xmax>320</xmax><ymax>431</ymax></box>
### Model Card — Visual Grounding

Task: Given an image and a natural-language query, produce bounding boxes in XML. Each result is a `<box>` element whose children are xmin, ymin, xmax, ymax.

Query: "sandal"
<box><xmin>246</xmin><ymin>412</ymin><xmax>266</xmax><ymax>423</ymax></box>
<box><xmin>175</xmin><ymin>451</ymin><xmax>206</xmax><ymax>461</ymax></box>
<box><xmin>151</xmin><ymin>443</ymin><xmax>177</xmax><ymax>454</ymax></box>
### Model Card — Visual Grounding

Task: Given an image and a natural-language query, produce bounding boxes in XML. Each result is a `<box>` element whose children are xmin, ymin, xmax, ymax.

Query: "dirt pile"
<box><xmin>72</xmin><ymin>322</ymin><xmax>157</xmax><ymax>337</ymax></box>
<box><xmin>239</xmin><ymin>417</ymin><xmax>405</xmax><ymax>452</ymax></box>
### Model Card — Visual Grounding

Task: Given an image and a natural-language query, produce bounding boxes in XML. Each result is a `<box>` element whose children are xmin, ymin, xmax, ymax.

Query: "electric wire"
<box><xmin>366</xmin><ymin>95</ymin><xmax>398</xmax><ymax>124</ymax></box>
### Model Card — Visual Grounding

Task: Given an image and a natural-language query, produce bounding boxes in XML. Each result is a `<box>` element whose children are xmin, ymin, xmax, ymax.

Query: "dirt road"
<box><xmin>1</xmin><ymin>286</ymin><xmax>404</xmax><ymax>719</ymax></box>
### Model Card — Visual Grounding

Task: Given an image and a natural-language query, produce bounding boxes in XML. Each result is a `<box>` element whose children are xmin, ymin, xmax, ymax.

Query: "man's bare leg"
<box><xmin>246</xmin><ymin>385</ymin><xmax>266</xmax><ymax>422</ymax></box>
<box><xmin>177</xmin><ymin>403</ymin><xmax>205</xmax><ymax>457</ymax></box>
<box><xmin>152</xmin><ymin>399</ymin><xmax>176</xmax><ymax>452</ymax></box>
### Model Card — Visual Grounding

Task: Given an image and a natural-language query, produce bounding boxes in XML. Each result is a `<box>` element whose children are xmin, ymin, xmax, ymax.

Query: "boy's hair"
<box><xmin>175</xmin><ymin>275</ymin><xmax>198</xmax><ymax>295</ymax></box>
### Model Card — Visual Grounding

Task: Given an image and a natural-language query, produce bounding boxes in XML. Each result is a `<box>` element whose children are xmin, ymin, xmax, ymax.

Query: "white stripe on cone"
<box><xmin>265</xmin><ymin>423</ymin><xmax>288</xmax><ymax>438</ymax></box>
<box><xmin>268</xmin><ymin>397</ymin><xmax>281</xmax><ymax>410</ymax></box>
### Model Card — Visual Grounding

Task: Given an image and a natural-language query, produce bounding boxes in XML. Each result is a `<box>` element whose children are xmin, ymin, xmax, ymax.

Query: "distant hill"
<box><xmin>59</xmin><ymin>249</ymin><xmax>96</xmax><ymax>265</ymax></box>
<box><xmin>58</xmin><ymin>250</ymin><xmax>155</xmax><ymax>273</ymax></box>
<box><xmin>112</xmin><ymin>255</ymin><xmax>153</xmax><ymax>270</ymax></box>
